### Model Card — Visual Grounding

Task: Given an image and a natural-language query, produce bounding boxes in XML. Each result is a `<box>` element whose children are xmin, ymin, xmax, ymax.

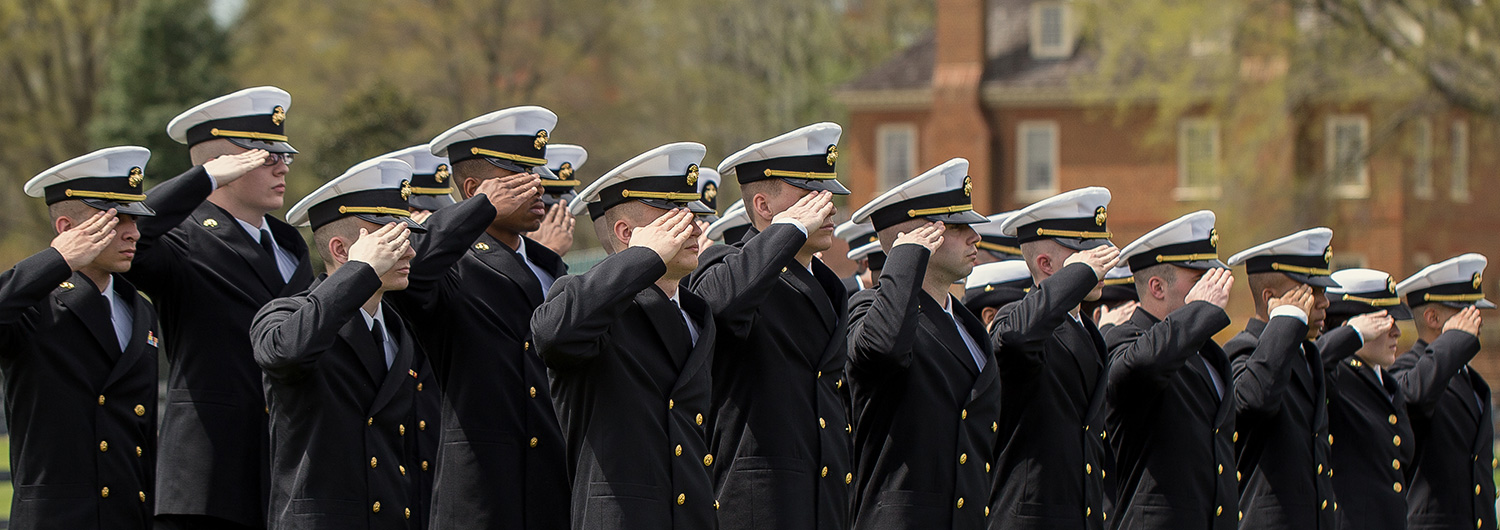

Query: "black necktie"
<box><xmin>260</xmin><ymin>229</ymin><xmax>285</xmax><ymax>285</ymax></box>
<box><xmin>100</xmin><ymin>293</ymin><xmax>121</xmax><ymax>352</ymax></box>
<box><xmin>371</xmin><ymin>318</ymin><xmax>389</xmax><ymax>368</ymax></box>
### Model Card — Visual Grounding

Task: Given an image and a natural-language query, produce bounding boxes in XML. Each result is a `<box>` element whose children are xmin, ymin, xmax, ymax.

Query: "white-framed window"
<box><xmin>1412</xmin><ymin>119</ymin><xmax>1433</xmax><ymax>199</ymax></box>
<box><xmin>1176</xmin><ymin>118</ymin><xmax>1221</xmax><ymax>200</ymax></box>
<box><xmin>1030</xmin><ymin>2</ymin><xmax>1076</xmax><ymax>59</ymax></box>
<box><xmin>1451</xmin><ymin>120</ymin><xmax>1470</xmax><ymax>202</ymax></box>
<box><xmin>1326</xmin><ymin>115</ymin><xmax>1370</xmax><ymax>198</ymax></box>
<box><xmin>876</xmin><ymin>123</ymin><xmax>918</xmax><ymax>191</ymax></box>
<box><xmin>1016</xmin><ymin>121</ymin><xmax>1059</xmax><ymax>200</ymax></box>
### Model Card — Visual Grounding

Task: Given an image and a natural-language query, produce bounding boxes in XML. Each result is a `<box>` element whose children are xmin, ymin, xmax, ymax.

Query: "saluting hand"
<box><xmin>893</xmin><ymin>221</ymin><xmax>944</xmax><ymax>253</ymax></box>
<box><xmin>773</xmin><ymin>190</ymin><xmax>835</xmax><ymax>230</ymax></box>
<box><xmin>347</xmin><ymin>222</ymin><xmax>412</xmax><ymax>277</ymax></box>
<box><xmin>1346</xmin><ymin>310</ymin><xmax>1395</xmax><ymax>341</ymax></box>
<box><xmin>1185</xmin><ymin>268</ymin><xmax>1234</xmax><ymax>309</ymax></box>
<box><xmin>1269</xmin><ymin>284</ymin><xmax>1315</xmax><ymax>315</ymax></box>
<box><xmin>1443</xmin><ymin>306</ymin><xmax>1483</xmax><ymax>337</ymax></box>
<box><xmin>629</xmin><ymin>208</ymin><xmax>697</xmax><ymax>264</ymax></box>
<box><xmin>409</xmin><ymin>210</ymin><xmax>434</xmax><ymax>223</ymax></box>
<box><xmin>52</xmin><ymin>209</ymin><xmax>119</xmax><ymax>271</ymax></box>
<box><xmin>203</xmin><ymin>149</ymin><xmax>269</xmax><ymax>186</ymax></box>
<box><xmin>531</xmin><ymin>200</ymin><xmax>575</xmax><ymax>256</ymax></box>
<box><xmin>1063</xmin><ymin>245</ymin><xmax>1121</xmax><ymax>280</ymax></box>
<box><xmin>1095</xmin><ymin>301</ymin><xmax>1137</xmax><ymax>327</ymax></box>
<box><xmin>477</xmin><ymin>172</ymin><xmax>542</xmax><ymax>217</ymax></box>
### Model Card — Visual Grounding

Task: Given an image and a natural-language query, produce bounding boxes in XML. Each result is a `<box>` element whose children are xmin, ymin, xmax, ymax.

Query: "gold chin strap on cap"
<box><xmin>210</xmin><ymin>129</ymin><xmax>289</xmax><ymax>142</ymax></box>
<box><xmin>1034</xmin><ymin>228</ymin><xmax>1112</xmax><ymax>239</ymax></box>
<box><xmin>908</xmin><ymin>204</ymin><xmax>973</xmax><ymax>218</ymax></box>
<box><xmin>1340</xmin><ymin>294</ymin><xmax>1402</xmax><ymax>306</ymax></box>
<box><xmin>620</xmin><ymin>190</ymin><xmax>702</xmax><ymax>201</ymax></box>
<box><xmin>1155</xmin><ymin>253</ymin><xmax>1219</xmax><ymax>263</ymax></box>
<box><xmin>407</xmin><ymin>186</ymin><xmax>454</xmax><ymax>195</ymax></box>
<box><xmin>1422</xmin><ymin>293</ymin><xmax>1485</xmax><ymax>303</ymax></box>
<box><xmin>1270</xmin><ymin>263</ymin><xmax>1331</xmax><ymax>276</ymax></box>
<box><xmin>1101</xmin><ymin>277</ymin><xmax>1134</xmax><ymax>286</ymax></box>
<box><xmin>469</xmin><ymin>147</ymin><xmax>547</xmax><ymax>167</ymax></box>
<box><xmin>763</xmin><ymin>169</ymin><xmax>838</xmax><ymax>180</ymax></box>
<box><xmin>64</xmin><ymin>190</ymin><xmax>147</xmax><ymax>202</ymax></box>
<box><xmin>541</xmin><ymin>180</ymin><xmax>581</xmax><ymax>187</ymax></box>
<box><xmin>338</xmin><ymin>206</ymin><xmax>411</xmax><ymax>217</ymax></box>
<box><xmin>977</xmin><ymin>241</ymin><xmax>1022</xmax><ymax>254</ymax></box>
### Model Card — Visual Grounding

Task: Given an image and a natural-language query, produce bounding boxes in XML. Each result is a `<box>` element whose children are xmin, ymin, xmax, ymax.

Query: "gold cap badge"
<box><xmin>1209</xmin><ymin>228</ymin><xmax>1219</xmax><ymax>248</ymax></box>
<box><xmin>686</xmin><ymin>164</ymin><xmax>700</xmax><ymax>186</ymax></box>
<box><xmin>826</xmin><ymin>145</ymin><xmax>839</xmax><ymax>166</ymax></box>
<box><xmin>1474</xmin><ymin>272</ymin><xmax>1484</xmax><ymax>290</ymax></box>
<box><xmin>1388</xmin><ymin>276</ymin><xmax>1397</xmax><ymax>294</ymax></box>
<box><xmin>433</xmin><ymin>164</ymin><xmax>449</xmax><ymax>183</ymax></box>
<box><xmin>534</xmin><ymin>130</ymin><xmax>549</xmax><ymax>150</ymax></box>
<box><xmin>271</xmin><ymin>106</ymin><xmax>286</xmax><ymax>126</ymax></box>
<box><xmin>1324</xmin><ymin>245</ymin><xmax>1334</xmax><ymax>265</ymax></box>
<box><xmin>400</xmin><ymin>180</ymin><xmax>412</xmax><ymax>201</ymax></box>
<box><xmin>1095</xmin><ymin>206</ymin><xmax>1108</xmax><ymax>227</ymax></box>
<box><xmin>963</xmin><ymin>176</ymin><xmax>973</xmax><ymax>197</ymax></box>
<box><xmin>128</xmin><ymin>167</ymin><xmax>144</xmax><ymax>187</ymax></box>
<box><xmin>558</xmin><ymin>162</ymin><xmax>574</xmax><ymax>180</ymax></box>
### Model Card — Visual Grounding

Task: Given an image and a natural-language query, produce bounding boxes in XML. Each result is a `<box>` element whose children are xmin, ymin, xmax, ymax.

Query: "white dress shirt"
<box><xmin>943</xmin><ymin>295</ymin><xmax>986</xmax><ymax>371</ymax></box>
<box><xmin>516</xmin><ymin>238</ymin><xmax>557</xmax><ymax>297</ymax></box>
<box><xmin>235</xmin><ymin>217</ymin><xmax>298</xmax><ymax>282</ymax></box>
<box><xmin>668</xmin><ymin>291</ymin><xmax>700</xmax><ymax>346</ymax></box>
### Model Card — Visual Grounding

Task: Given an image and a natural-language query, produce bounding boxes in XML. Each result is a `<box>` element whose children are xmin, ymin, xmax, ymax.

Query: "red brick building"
<box><xmin>835</xmin><ymin>0</ymin><xmax>1500</xmax><ymax>374</ymax></box>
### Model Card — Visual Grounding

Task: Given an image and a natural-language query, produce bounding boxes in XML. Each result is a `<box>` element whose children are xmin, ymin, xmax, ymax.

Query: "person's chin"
<box><xmin>1084</xmin><ymin>287</ymin><xmax>1104</xmax><ymax>302</ymax></box>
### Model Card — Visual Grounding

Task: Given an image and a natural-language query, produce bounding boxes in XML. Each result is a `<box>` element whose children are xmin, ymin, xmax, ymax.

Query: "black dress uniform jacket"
<box><xmin>405</xmin><ymin>345</ymin><xmax>440</xmax><ymax>530</ymax></box>
<box><xmin>1388</xmin><ymin>331</ymin><xmax>1494</xmax><ymax>530</ymax></box>
<box><xmin>687</xmin><ymin>225</ymin><xmax>851</xmax><ymax>530</ymax></box>
<box><xmin>1326</xmin><ymin>354</ymin><xmax>1414</xmax><ymax>530</ymax></box>
<box><xmin>131</xmin><ymin>166</ymin><xmax>314</xmax><ymax>526</ymax></box>
<box><xmin>987</xmin><ymin>263</ymin><xmax>1109</xmax><ymax>530</ymax></box>
<box><xmin>251</xmin><ymin>263</ymin><xmax>420</xmax><ymax>529</ymax></box>
<box><xmin>0</xmin><ymin>250</ymin><xmax>159</xmax><ymax>529</ymax></box>
<box><xmin>847</xmin><ymin>244</ymin><xmax>1002</xmax><ymax>530</ymax></box>
<box><xmin>387</xmin><ymin>198</ymin><xmax>571</xmax><ymax>530</ymax></box>
<box><xmin>1103</xmin><ymin>302</ymin><xmax>1237</xmax><ymax>530</ymax></box>
<box><xmin>1227</xmin><ymin>316</ymin><xmax>1360</xmax><ymax>530</ymax></box>
<box><xmin>534</xmin><ymin>246</ymin><xmax>718</xmax><ymax>530</ymax></box>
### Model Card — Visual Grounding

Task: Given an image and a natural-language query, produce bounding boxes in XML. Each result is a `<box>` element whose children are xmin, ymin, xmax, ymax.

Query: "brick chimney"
<box><xmin>928</xmin><ymin>0</ymin><xmax>993</xmax><ymax>213</ymax></box>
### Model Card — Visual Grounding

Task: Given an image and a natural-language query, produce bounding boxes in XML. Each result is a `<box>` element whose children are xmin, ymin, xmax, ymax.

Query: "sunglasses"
<box><xmin>263</xmin><ymin>152</ymin><xmax>295</xmax><ymax>166</ymax></box>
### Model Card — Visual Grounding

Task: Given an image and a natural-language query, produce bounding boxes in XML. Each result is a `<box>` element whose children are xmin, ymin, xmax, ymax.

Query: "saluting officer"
<box><xmin>386</xmin><ymin>106</ymin><xmax>570</xmax><ymax>530</ymax></box>
<box><xmin>529</xmin><ymin>143</ymin><xmax>585</xmax><ymax>257</ymax></box>
<box><xmin>1223</xmin><ymin>228</ymin><xmax>1361</xmax><ymax>529</ymax></box>
<box><xmin>973</xmin><ymin>211</ymin><xmax>1024</xmax><ymax>264</ymax></box>
<box><xmin>988</xmin><ymin>186</ymin><xmax>1119</xmax><ymax>530</ymax></box>
<box><xmin>1388</xmin><ymin>254</ymin><xmax>1491</xmax><ymax>530</ymax></box>
<box><xmin>133</xmin><ymin>86</ymin><xmax>315</xmax><ymax>530</ymax></box>
<box><xmin>845</xmin><ymin>237</ymin><xmax>888</xmax><ymax>299</ymax></box>
<box><xmin>534</xmin><ymin>143</ymin><xmax>719</xmax><ymax>529</ymax></box>
<box><xmin>3</xmin><ymin>147</ymin><xmax>166</xmax><ymax>529</ymax></box>
<box><xmin>1088</xmin><ymin>266</ymin><xmax>1139</xmax><ymax>333</ymax></box>
<box><xmin>1102</xmin><ymin>211</ymin><xmax>1237</xmax><ymax>529</ymax></box>
<box><xmin>1321</xmin><ymin>268</ymin><xmax>1412</xmax><ymax>530</ymax></box>
<box><xmin>961</xmin><ymin>260</ymin><xmax>1033</xmax><ymax>329</ymax></box>
<box><xmin>687</xmin><ymin>123</ymin><xmax>851</xmax><ymax>530</ymax></box>
<box><xmin>846</xmin><ymin>158</ymin><xmax>1000</xmax><ymax>530</ymax></box>
<box><xmin>251</xmin><ymin>158</ymin><xmax>427</xmax><ymax>528</ymax></box>
<box><xmin>705</xmin><ymin>201</ymin><xmax>750</xmax><ymax>245</ymax></box>
<box><xmin>835</xmin><ymin>221</ymin><xmax>879</xmax><ymax>294</ymax></box>
<box><xmin>378</xmin><ymin>145</ymin><xmax>453</xmax><ymax>528</ymax></box>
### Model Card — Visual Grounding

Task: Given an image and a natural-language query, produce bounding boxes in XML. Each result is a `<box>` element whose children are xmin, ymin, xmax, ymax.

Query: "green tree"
<box><xmin>306</xmin><ymin>81</ymin><xmax>427</xmax><ymax>184</ymax></box>
<box><xmin>92</xmin><ymin>0</ymin><xmax>235</xmax><ymax>183</ymax></box>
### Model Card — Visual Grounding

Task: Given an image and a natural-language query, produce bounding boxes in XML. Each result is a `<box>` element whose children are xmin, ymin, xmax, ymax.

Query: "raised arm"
<box><xmin>687</xmin><ymin>191</ymin><xmax>832</xmax><ymax>338</ymax></box>
<box><xmin>847</xmin><ymin>223</ymin><xmax>941</xmax><ymax>371</ymax></box>
<box><xmin>131</xmin><ymin>150</ymin><xmax>267</xmax><ymax>291</ymax></box>
<box><xmin>1390</xmin><ymin>306</ymin><xmax>1482</xmax><ymax>415</ymax></box>
<box><xmin>991</xmin><ymin>260</ymin><xmax>1106</xmax><ymax>370</ymax></box>
<box><xmin>1232</xmin><ymin>283</ymin><xmax>1315</xmax><ymax>417</ymax></box>
<box><xmin>251</xmin><ymin>223</ymin><xmax>409</xmax><ymax>381</ymax></box>
<box><xmin>1107</xmin><ymin>301</ymin><xmax>1231</xmax><ymax>399</ymax></box>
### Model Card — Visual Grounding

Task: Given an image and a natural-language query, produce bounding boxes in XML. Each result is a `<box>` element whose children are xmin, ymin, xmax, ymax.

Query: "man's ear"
<box><xmin>981</xmin><ymin>306</ymin><xmax>1000</xmax><ymax>327</ymax></box>
<box><xmin>53</xmin><ymin>215</ymin><xmax>75</xmax><ymax>235</ymax></box>
<box><xmin>613</xmin><ymin>219</ymin><xmax>634</xmax><ymax>249</ymax></box>
<box><xmin>459</xmin><ymin>176</ymin><xmax>480</xmax><ymax>199</ymax></box>
<box><xmin>326</xmin><ymin>235</ymin><xmax>353</xmax><ymax>267</ymax></box>
<box><xmin>1035</xmin><ymin>253</ymin><xmax>1054</xmax><ymax>277</ymax></box>
<box><xmin>1149</xmin><ymin>276</ymin><xmax>1168</xmax><ymax>301</ymax></box>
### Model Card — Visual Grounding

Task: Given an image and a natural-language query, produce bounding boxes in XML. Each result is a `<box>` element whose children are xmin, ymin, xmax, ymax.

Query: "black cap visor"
<box><xmin>81</xmin><ymin>198</ymin><xmax>156</xmax><ymax>217</ymax></box>
<box><xmin>783</xmin><ymin>177</ymin><xmax>850</xmax><ymax>195</ymax></box>
<box><xmin>408</xmin><ymin>194</ymin><xmax>456</xmax><ymax>212</ymax></box>
<box><xmin>352</xmin><ymin>213</ymin><xmax>427</xmax><ymax>233</ymax></box>
<box><xmin>226</xmin><ymin>137</ymin><xmax>298</xmax><ymax>154</ymax></box>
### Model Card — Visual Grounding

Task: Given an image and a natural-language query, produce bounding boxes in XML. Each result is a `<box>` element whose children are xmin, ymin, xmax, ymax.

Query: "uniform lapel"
<box><xmin>520</xmin><ymin>235</ymin><xmax>568</xmax><ymax>279</ymax></box>
<box><xmin>1205</xmin><ymin>342</ymin><xmax>1235</xmax><ymax>424</ymax></box>
<box><xmin>1469</xmin><ymin>374</ymin><xmax>1492</xmax><ymax>454</ymax></box>
<box><xmin>368</xmin><ymin>306</ymin><xmax>415</xmax><ymax>416</ymax></box>
<box><xmin>55</xmin><ymin>273</ymin><xmax>119</xmax><ymax>357</ymax></box>
<box><xmin>471</xmin><ymin>233</ymin><xmax>544</xmax><ymax>306</ymax></box>
<box><xmin>956</xmin><ymin>303</ymin><xmax>998</xmax><ymax>398</ymax></box>
<box><xmin>338</xmin><ymin>312</ymin><xmax>388</xmax><ymax>386</ymax></box>
<box><xmin>268</xmin><ymin>218</ymin><xmax>314</xmax><ymax>295</ymax></box>
<box><xmin>812</xmin><ymin>260</ymin><xmax>851</xmax><ymax>370</ymax></box>
<box><xmin>103</xmin><ymin>276</ymin><xmax>151</xmax><ymax>388</ymax></box>
<box><xmin>672</xmin><ymin>291</ymin><xmax>715</xmax><ymax>393</ymax></box>
<box><xmin>917</xmin><ymin>293</ymin><xmax>980</xmax><ymax>376</ymax></box>
<box><xmin>1453</xmin><ymin>367</ymin><xmax>1485</xmax><ymax>421</ymax></box>
<box><xmin>781</xmin><ymin>265</ymin><xmax>836</xmax><ymax>331</ymax></box>
<box><xmin>637</xmin><ymin>286</ymin><xmax>692</xmax><ymax>364</ymax></box>
<box><xmin>192</xmin><ymin>204</ymin><xmax>284</xmax><ymax>294</ymax></box>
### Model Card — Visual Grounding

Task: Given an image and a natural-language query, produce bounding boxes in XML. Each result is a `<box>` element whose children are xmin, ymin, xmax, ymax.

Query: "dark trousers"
<box><xmin>153</xmin><ymin>515</ymin><xmax>259</xmax><ymax>530</ymax></box>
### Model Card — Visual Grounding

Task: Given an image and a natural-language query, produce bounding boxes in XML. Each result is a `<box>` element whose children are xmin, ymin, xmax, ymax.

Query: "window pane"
<box><xmin>1040</xmin><ymin>6</ymin><xmax>1063</xmax><ymax>48</ymax></box>
<box><xmin>1451</xmin><ymin>121</ymin><xmax>1469</xmax><ymax>199</ymax></box>
<box><xmin>1413</xmin><ymin>120</ymin><xmax>1432</xmax><ymax>196</ymax></box>
<box><xmin>1331</xmin><ymin>121</ymin><xmax>1365</xmax><ymax>186</ymax></box>
<box><xmin>1181</xmin><ymin>122</ymin><xmax>1218</xmax><ymax>188</ymax></box>
<box><xmin>1024</xmin><ymin>127</ymin><xmax>1054</xmax><ymax>191</ymax></box>
<box><xmin>880</xmin><ymin>128</ymin><xmax>913</xmax><ymax>190</ymax></box>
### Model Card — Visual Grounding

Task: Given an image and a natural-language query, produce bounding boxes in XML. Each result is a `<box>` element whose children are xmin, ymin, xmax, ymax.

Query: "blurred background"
<box><xmin>3</xmin><ymin>0</ymin><xmax>1500</xmax><ymax>522</ymax></box>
